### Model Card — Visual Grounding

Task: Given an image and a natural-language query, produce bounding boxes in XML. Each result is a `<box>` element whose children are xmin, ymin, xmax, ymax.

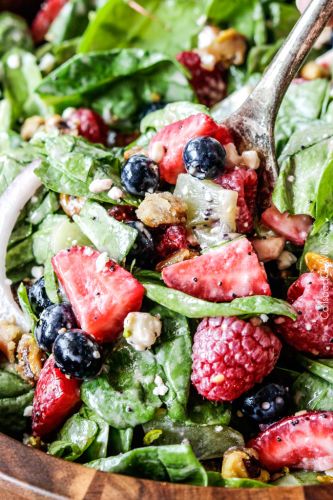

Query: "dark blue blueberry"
<box><xmin>240</xmin><ymin>383</ymin><xmax>290</xmax><ymax>424</ymax></box>
<box><xmin>183</xmin><ymin>136</ymin><xmax>226</xmax><ymax>179</ymax></box>
<box><xmin>28</xmin><ymin>277</ymin><xmax>53</xmax><ymax>316</ymax></box>
<box><xmin>126</xmin><ymin>220</ymin><xmax>154</xmax><ymax>267</ymax></box>
<box><xmin>138</xmin><ymin>101</ymin><xmax>167</xmax><ymax>120</ymax></box>
<box><xmin>121</xmin><ymin>155</ymin><xmax>159</xmax><ymax>197</ymax></box>
<box><xmin>35</xmin><ymin>303</ymin><xmax>77</xmax><ymax>352</ymax></box>
<box><xmin>53</xmin><ymin>329</ymin><xmax>102</xmax><ymax>379</ymax></box>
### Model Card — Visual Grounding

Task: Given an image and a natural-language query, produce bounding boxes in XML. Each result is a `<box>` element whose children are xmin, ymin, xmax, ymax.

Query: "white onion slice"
<box><xmin>0</xmin><ymin>161</ymin><xmax>42</xmax><ymax>331</ymax></box>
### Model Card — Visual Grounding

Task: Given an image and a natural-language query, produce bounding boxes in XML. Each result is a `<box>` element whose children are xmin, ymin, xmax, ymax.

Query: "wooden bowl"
<box><xmin>0</xmin><ymin>432</ymin><xmax>332</xmax><ymax>499</ymax></box>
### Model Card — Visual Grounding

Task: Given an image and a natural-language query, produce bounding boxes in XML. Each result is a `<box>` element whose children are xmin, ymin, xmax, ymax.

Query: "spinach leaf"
<box><xmin>296</xmin><ymin>354</ymin><xmax>333</xmax><ymax>384</ymax></box>
<box><xmin>0</xmin><ymin>368</ymin><xmax>34</xmax><ymax>436</ymax></box>
<box><xmin>273</xmin><ymin>471</ymin><xmax>324</xmax><ymax>486</ymax></box>
<box><xmin>0</xmin><ymin>141</ymin><xmax>41</xmax><ymax>196</ymax></box>
<box><xmin>300</xmin><ymin>221</ymin><xmax>333</xmax><ymax>272</ymax></box>
<box><xmin>17</xmin><ymin>283</ymin><xmax>38</xmax><ymax>333</ymax></box>
<box><xmin>81</xmin><ymin>344</ymin><xmax>162</xmax><ymax>428</ymax></box>
<box><xmin>48</xmin><ymin>413</ymin><xmax>99</xmax><ymax>461</ymax></box>
<box><xmin>268</xmin><ymin>2</ymin><xmax>300</xmax><ymax>40</ymax></box>
<box><xmin>46</xmin><ymin>0</ymin><xmax>96</xmax><ymax>45</ymax></box>
<box><xmin>0</xmin><ymin>13</ymin><xmax>33</xmax><ymax>56</ymax></box>
<box><xmin>79</xmin><ymin>0</ymin><xmax>211</xmax><ymax>56</ymax></box>
<box><xmin>140</xmin><ymin>101</ymin><xmax>209</xmax><ymax>134</ymax></box>
<box><xmin>87</xmin><ymin>443</ymin><xmax>208</xmax><ymax>486</ymax></box>
<box><xmin>186</xmin><ymin>392</ymin><xmax>231</xmax><ymax>426</ymax></box>
<box><xmin>144</xmin><ymin>283</ymin><xmax>297</xmax><ymax>319</ymax></box>
<box><xmin>8</xmin><ymin>222</ymin><xmax>32</xmax><ymax>248</ymax></box>
<box><xmin>108</xmin><ymin>427</ymin><xmax>133</xmax><ymax>455</ymax></box>
<box><xmin>143</xmin><ymin>415</ymin><xmax>244</xmax><ymax>460</ymax></box>
<box><xmin>73</xmin><ymin>202</ymin><xmax>137</xmax><ymax>262</ymax></box>
<box><xmin>293</xmin><ymin>371</ymin><xmax>333</xmax><ymax>411</ymax></box>
<box><xmin>222</xmin><ymin>477</ymin><xmax>272</xmax><ymax>488</ymax></box>
<box><xmin>6</xmin><ymin>237</ymin><xmax>34</xmax><ymax>275</ymax></box>
<box><xmin>27</xmin><ymin>192</ymin><xmax>59</xmax><ymax>226</ymax></box>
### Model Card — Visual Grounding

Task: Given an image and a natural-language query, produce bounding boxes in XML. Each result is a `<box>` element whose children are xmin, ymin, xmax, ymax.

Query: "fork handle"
<box><xmin>243</xmin><ymin>0</ymin><xmax>333</xmax><ymax>129</ymax></box>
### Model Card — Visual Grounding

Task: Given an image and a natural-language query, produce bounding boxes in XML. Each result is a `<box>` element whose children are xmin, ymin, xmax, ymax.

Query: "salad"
<box><xmin>2</xmin><ymin>0</ymin><xmax>333</xmax><ymax>489</ymax></box>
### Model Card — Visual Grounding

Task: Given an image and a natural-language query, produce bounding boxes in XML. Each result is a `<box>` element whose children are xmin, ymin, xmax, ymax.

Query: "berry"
<box><xmin>108</xmin><ymin>204</ymin><xmax>137</xmax><ymax>222</ymax></box>
<box><xmin>177</xmin><ymin>51</ymin><xmax>227</xmax><ymax>107</ymax></box>
<box><xmin>32</xmin><ymin>356</ymin><xmax>81</xmax><ymax>437</ymax></box>
<box><xmin>121</xmin><ymin>155</ymin><xmax>159</xmax><ymax>197</ymax></box>
<box><xmin>215</xmin><ymin>166</ymin><xmax>258</xmax><ymax>233</ymax></box>
<box><xmin>155</xmin><ymin>225</ymin><xmax>188</xmax><ymax>259</ymax></box>
<box><xmin>261</xmin><ymin>205</ymin><xmax>313</xmax><ymax>245</ymax></box>
<box><xmin>274</xmin><ymin>272</ymin><xmax>333</xmax><ymax>356</ymax></box>
<box><xmin>138</xmin><ymin>101</ymin><xmax>166</xmax><ymax>120</ymax></box>
<box><xmin>248</xmin><ymin>411</ymin><xmax>333</xmax><ymax>471</ymax></box>
<box><xmin>239</xmin><ymin>383</ymin><xmax>290</xmax><ymax>424</ymax></box>
<box><xmin>28</xmin><ymin>277</ymin><xmax>53</xmax><ymax>316</ymax></box>
<box><xmin>126</xmin><ymin>221</ymin><xmax>155</xmax><ymax>267</ymax></box>
<box><xmin>52</xmin><ymin>246</ymin><xmax>145</xmax><ymax>343</ymax></box>
<box><xmin>183</xmin><ymin>136</ymin><xmax>226</xmax><ymax>179</ymax></box>
<box><xmin>53</xmin><ymin>329</ymin><xmax>102</xmax><ymax>379</ymax></box>
<box><xmin>191</xmin><ymin>316</ymin><xmax>281</xmax><ymax>401</ymax></box>
<box><xmin>35</xmin><ymin>303</ymin><xmax>77</xmax><ymax>352</ymax></box>
<box><xmin>148</xmin><ymin>113</ymin><xmax>232</xmax><ymax>184</ymax></box>
<box><xmin>66</xmin><ymin>108</ymin><xmax>109</xmax><ymax>145</ymax></box>
<box><xmin>162</xmin><ymin>238</ymin><xmax>271</xmax><ymax>302</ymax></box>
<box><xmin>31</xmin><ymin>0</ymin><xmax>68</xmax><ymax>42</ymax></box>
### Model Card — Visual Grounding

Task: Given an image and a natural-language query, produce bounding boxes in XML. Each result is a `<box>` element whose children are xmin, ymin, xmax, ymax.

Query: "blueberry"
<box><xmin>35</xmin><ymin>303</ymin><xmax>77</xmax><ymax>352</ymax></box>
<box><xmin>53</xmin><ymin>329</ymin><xmax>102</xmax><ymax>379</ymax></box>
<box><xmin>28</xmin><ymin>277</ymin><xmax>53</xmax><ymax>316</ymax></box>
<box><xmin>183</xmin><ymin>136</ymin><xmax>226</xmax><ymax>179</ymax></box>
<box><xmin>139</xmin><ymin>101</ymin><xmax>166</xmax><ymax>120</ymax></box>
<box><xmin>126</xmin><ymin>221</ymin><xmax>154</xmax><ymax>267</ymax></box>
<box><xmin>121</xmin><ymin>155</ymin><xmax>159</xmax><ymax>197</ymax></box>
<box><xmin>239</xmin><ymin>383</ymin><xmax>290</xmax><ymax>424</ymax></box>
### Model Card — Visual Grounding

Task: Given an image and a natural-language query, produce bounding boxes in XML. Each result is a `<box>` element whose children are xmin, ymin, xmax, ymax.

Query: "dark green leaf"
<box><xmin>0</xmin><ymin>13</ymin><xmax>33</xmax><ymax>56</ymax></box>
<box><xmin>46</xmin><ymin>0</ymin><xmax>96</xmax><ymax>44</ymax></box>
<box><xmin>0</xmin><ymin>369</ymin><xmax>34</xmax><ymax>436</ymax></box>
<box><xmin>17</xmin><ymin>283</ymin><xmax>38</xmax><ymax>333</ymax></box>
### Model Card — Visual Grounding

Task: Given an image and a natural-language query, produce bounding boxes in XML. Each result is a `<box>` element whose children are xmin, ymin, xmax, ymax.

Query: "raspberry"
<box><xmin>191</xmin><ymin>317</ymin><xmax>281</xmax><ymax>402</ymax></box>
<box><xmin>274</xmin><ymin>272</ymin><xmax>333</xmax><ymax>356</ymax></box>
<box><xmin>108</xmin><ymin>205</ymin><xmax>137</xmax><ymax>222</ymax></box>
<box><xmin>155</xmin><ymin>225</ymin><xmax>188</xmax><ymax>259</ymax></box>
<box><xmin>176</xmin><ymin>51</ymin><xmax>227</xmax><ymax>107</ymax></box>
<box><xmin>67</xmin><ymin>108</ymin><xmax>109</xmax><ymax>145</ymax></box>
<box><xmin>215</xmin><ymin>166</ymin><xmax>258</xmax><ymax>233</ymax></box>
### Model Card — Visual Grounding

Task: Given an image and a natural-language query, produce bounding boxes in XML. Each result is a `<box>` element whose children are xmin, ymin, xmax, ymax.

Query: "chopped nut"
<box><xmin>149</xmin><ymin>141</ymin><xmax>165</xmax><ymax>163</ymax></box>
<box><xmin>44</xmin><ymin>114</ymin><xmax>77</xmax><ymax>135</ymax></box>
<box><xmin>224</xmin><ymin>143</ymin><xmax>242</xmax><ymax>166</ymax></box>
<box><xmin>222</xmin><ymin>447</ymin><xmax>270</xmax><ymax>482</ymax></box>
<box><xmin>156</xmin><ymin>248</ymin><xmax>199</xmax><ymax>272</ymax></box>
<box><xmin>317</xmin><ymin>475</ymin><xmax>333</xmax><ymax>484</ymax></box>
<box><xmin>241</xmin><ymin>150</ymin><xmax>260</xmax><ymax>170</ymax></box>
<box><xmin>0</xmin><ymin>321</ymin><xmax>22</xmax><ymax>363</ymax></box>
<box><xmin>300</xmin><ymin>61</ymin><xmax>330</xmax><ymax>80</ymax></box>
<box><xmin>277</xmin><ymin>250</ymin><xmax>297</xmax><ymax>270</ymax></box>
<box><xmin>16</xmin><ymin>334</ymin><xmax>46</xmax><ymax>385</ymax></box>
<box><xmin>136</xmin><ymin>192</ymin><xmax>187</xmax><ymax>228</ymax></box>
<box><xmin>204</xmin><ymin>28</ymin><xmax>247</xmax><ymax>67</ymax></box>
<box><xmin>59</xmin><ymin>194</ymin><xmax>86</xmax><ymax>218</ymax></box>
<box><xmin>124</xmin><ymin>146</ymin><xmax>147</xmax><ymax>160</ymax></box>
<box><xmin>21</xmin><ymin>116</ymin><xmax>45</xmax><ymax>141</ymax></box>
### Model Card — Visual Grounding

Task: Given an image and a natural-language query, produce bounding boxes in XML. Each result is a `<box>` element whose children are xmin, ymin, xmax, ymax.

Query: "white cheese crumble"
<box><xmin>149</xmin><ymin>141</ymin><xmax>165</xmax><ymax>163</ymax></box>
<box><xmin>62</xmin><ymin>107</ymin><xmax>76</xmax><ymax>120</ymax></box>
<box><xmin>123</xmin><ymin>312</ymin><xmax>162</xmax><ymax>351</ymax></box>
<box><xmin>95</xmin><ymin>252</ymin><xmax>109</xmax><ymax>272</ymax></box>
<box><xmin>89</xmin><ymin>178</ymin><xmax>113</xmax><ymax>193</ymax></box>
<box><xmin>277</xmin><ymin>250</ymin><xmax>297</xmax><ymax>270</ymax></box>
<box><xmin>23</xmin><ymin>405</ymin><xmax>33</xmax><ymax>417</ymax></box>
<box><xmin>108</xmin><ymin>186</ymin><xmax>124</xmax><ymax>200</ymax></box>
<box><xmin>7</xmin><ymin>54</ymin><xmax>21</xmax><ymax>69</ymax></box>
<box><xmin>31</xmin><ymin>266</ymin><xmax>44</xmax><ymax>280</ymax></box>
<box><xmin>153</xmin><ymin>375</ymin><xmax>169</xmax><ymax>396</ymax></box>
<box><xmin>39</xmin><ymin>53</ymin><xmax>56</xmax><ymax>73</ymax></box>
<box><xmin>260</xmin><ymin>314</ymin><xmax>269</xmax><ymax>323</ymax></box>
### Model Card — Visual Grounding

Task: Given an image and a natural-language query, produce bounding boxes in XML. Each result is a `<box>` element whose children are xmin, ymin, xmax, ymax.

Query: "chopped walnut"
<box><xmin>16</xmin><ymin>334</ymin><xmax>46</xmax><ymax>385</ymax></box>
<box><xmin>199</xmin><ymin>27</ymin><xmax>247</xmax><ymax>67</ymax></box>
<box><xmin>0</xmin><ymin>321</ymin><xmax>22</xmax><ymax>363</ymax></box>
<box><xmin>44</xmin><ymin>114</ymin><xmax>77</xmax><ymax>135</ymax></box>
<box><xmin>21</xmin><ymin>116</ymin><xmax>45</xmax><ymax>141</ymax></box>
<box><xmin>136</xmin><ymin>192</ymin><xmax>187</xmax><ymax>228</ymax></box>
<box><xmin>59</xmin><ymin>194</ymin><xmax>86</xmax><ymax>218</ymax></box>
<box><xmin>156</xmin><ymin>248</ymin><xmax>199</xmax><ymax>272</ymax></box>
<box><xmin>124</xmin><ymin>146</ymin><xmax>147</xmax><ymax>161</ymax></box>
<box><xmin>300</xmin><ymin>61</ymin><xmax>330</xmax><ymax>80</ymax></box>
<box><xmin>222</xmin><ymin>447</ymin><xmax>270</xmax><ymax>482</ymax></box>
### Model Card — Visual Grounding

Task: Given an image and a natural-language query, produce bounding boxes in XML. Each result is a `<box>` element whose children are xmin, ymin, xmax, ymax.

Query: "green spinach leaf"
<box><xmin>0</xmin><ymin>13</ymin><xmax>33</xmax><ymax>56</ymax></box>
<box><xmin>0</xmin><ymin>369</ymin><xmax>34</xmax><ymax>436</ymax></box>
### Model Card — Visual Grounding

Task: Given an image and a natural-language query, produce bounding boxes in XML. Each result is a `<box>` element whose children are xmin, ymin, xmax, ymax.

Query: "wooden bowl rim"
<box><xmin>1</xmin><ymin>432</ymin><xmax>333</xmax><ymax>499</ymax></box>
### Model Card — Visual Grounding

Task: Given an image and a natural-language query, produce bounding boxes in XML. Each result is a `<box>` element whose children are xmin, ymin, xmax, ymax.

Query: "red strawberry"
<box><xmin>216</xmin><ymin>166</ymin><xmax>258</xmax><ymax>233</ymax></box>
<box><xmin>155</xmin><ymin>225</ymin><xmax>188</xmax><ymax>259</ymax></box>
<box><xmin>66</xmin><ymin>108</ymin><xmax>109</xmax><ymax>145</ymax></box>
<box><xmin>31</xmin><ymin>0</ymin><xmax>68</xmax><ymax>43</ymax></box>
<box><xmin>191</xmin><ymin>316</ymin><xmax>281</xmax><ymax>401</ymax></box>
<box><xmin>52</xmin><ymin>247</ymin><xmax>145</xmax><ymax>343</ymax></box>
<box><xmin>162</xmin><ymin>238</ymin><xmax>271</xmax><ymax>301</ymax></box>
<box><xmin>261</xmin><ymin>205</ymin><xmax>313</xmax><ymax>246</ymax></box>
<box><xmin>32</xmin><ymin>356</ymin><xmax>81</xmax><ymax>437</ymax></box>
<box><xmin>148</xmin><ymin>113</ymin><xmax>232</xmax><ymax>184</ymax></box>
<box><xmin>274</xmin><ymin>272</ymin><xmax>333</xmax><ymax>356</ymax></box>
<box><xmin>108</xmin><ymin>204</ymin><xmax>137</xmax><ymax>223</ymax></box>
<box><xmin>176</xmin><ymin>51</ymin><xmax>227</xmax><ymax>107</ymax></box>
<box><xmin>249</xmin><ymin>411</ymin><xmax>333</xmax><ymax>471</ymax></box>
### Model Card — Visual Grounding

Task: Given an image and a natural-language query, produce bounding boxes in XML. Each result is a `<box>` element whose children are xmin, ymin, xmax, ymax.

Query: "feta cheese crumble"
<box><xmin>153</xmin><ymin>375</ymin><xmax>169</xmax><ymax>396</ymax></box>
<box><xmin>95</xmin><ymin>252</ymin><xmax>109</xmax><ymax>272</ymax></box>
<box><xmin>123</xmin><ymin>312</ymin><xmax>162</xmax><ymax>351</ymax></box>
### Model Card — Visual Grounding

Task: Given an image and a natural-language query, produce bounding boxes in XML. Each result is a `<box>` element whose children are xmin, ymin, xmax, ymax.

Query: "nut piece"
<box><xmin>59</xmin><ymin>194</ymin><xmax>86</xmax><ymax>218</ymax></box>
<box><xmin>300</xmin><ymin>61</ymin><xmax>330</xmax><ymax>80</ymax></box>
<box><xmin>16</xmin><ymin>334</ymin><xmax>46</xmax><ymax>385</ymax></box>
<box><xmin>136</xmin><ymin>192</ymin><xmax>187</xmax><ymax>228</ymax></box>
<box><xmin>124</xmin><ymin>146</ymin><xmax>147</xmax><ymax>161</ymax></box>
<box><xmin>222</xmin><ymin>447</ymin><xmax>270</xmax><ymax>482</ymax></box>
<box><xmin>21</xmin><ymin>116</ymin><xmax>45</xmax><ymax>141</ymax></box>
<box><xmin>0</xmin><ymin>321</ymin><xmax>22</xmax><ymax>363</ymax></box>
<box><xmin>156</xmin><ymin>248</ymin><xmax>199</xmax><ymax>272</ymax></box>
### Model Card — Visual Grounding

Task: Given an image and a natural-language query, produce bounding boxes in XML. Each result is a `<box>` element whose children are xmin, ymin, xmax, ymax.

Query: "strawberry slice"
<box><xmin>32</xmin><ymin>356</ymin><xmax>81</xmax><ymax>437</ymax></box>
<box><xmin>162</xmin><ymin>238</ymin><xmax>271</xmax><ymax>302</ymax></box>
<box><xmin>249</xmin><ymin>411</ymin><xmax>333</xmax><ymax>471</ymax></box>
<box><xmin>148</xmin><ymin>113</ymin><xmax>232</xmax><ymax>184</ymax></box>
<box><xmin>52</xmin><ymin>247</ymin><xmax>145</xmax><ymax>343</ymax></box>
<box><xmin>31</xmin><ymin>0</ymin><xmax>69</xmax><ymax>43</ymax></box>
<box><xmin>261</xmin><ymin>205</ymin><xmax>313</xmax><ymax>246</ymax></box>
